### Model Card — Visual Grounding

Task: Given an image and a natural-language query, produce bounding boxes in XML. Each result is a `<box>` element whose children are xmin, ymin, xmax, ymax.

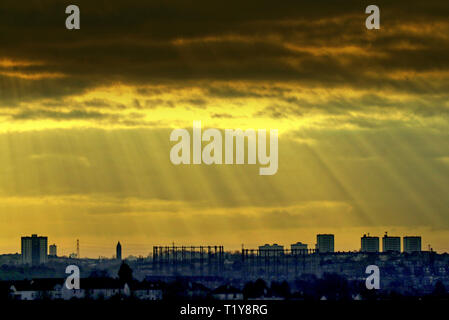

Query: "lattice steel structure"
<box><xmin>241</xmin><ymin>248</ymin><xmax>317</xmax><ymax>279</ymax></box>
<box><xmin>152</xmin><ymin>245</ymin><xmax>224</xmax><ymax>275</ymax></box>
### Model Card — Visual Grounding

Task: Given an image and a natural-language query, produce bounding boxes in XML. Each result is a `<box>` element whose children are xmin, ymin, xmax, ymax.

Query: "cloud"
<box><xmin>11</xmin><ymin>109</ymin><xmax>111</xmax><ymax>120</ymax></box>
<box><xmin>0</xmin><ymin>0</ymin><xmax>447</xmax><ymax>133</ymax></box>
<box><xmin>0</xmin><ymin>0</ymin><xmax>448</xmax><ymax>105</ymax></box>
<box><xmin>211</xmin><ymin>113</ymin><xmax>234</xmax><ymax>119</ymax></box>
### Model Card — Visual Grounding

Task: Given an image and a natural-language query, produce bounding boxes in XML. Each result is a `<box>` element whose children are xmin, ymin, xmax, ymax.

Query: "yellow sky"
<box><xmin>1</xmin><ymin>1</ymin><xmax>449</xmax><ymax>256</ymax></box>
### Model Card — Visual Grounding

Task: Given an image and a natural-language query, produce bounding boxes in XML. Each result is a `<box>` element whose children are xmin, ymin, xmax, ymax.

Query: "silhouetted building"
<box><xmin>403</xmin><ymin>236</ymin><xmax>421</xmax><ymax>253</ymax></box>
<box><xmin>49</xmin><ymin>244</ymin><xmax>57</xmax><ymax>257</ymax></box>
<box><xmin>361</xmin><ymin>234</ymin><xmax>379</xmax><ymax>253</ymax></box>
<box><xmin>259</xmin><ymin>244</ymin><xmax>283</xmax><ymax>257</ymax></box>
<box><xmin>316</xmin><ymin>234</ymin><xmax>334</xmax><ymax>253</ymax></box>
<box><xmin>291</xmin><ymin>242</ymin><xmax>308</xmax><ymax>252</ymax></box>
<box><xmin>21</xmin><ymin>234</ymin><xmax>48</xmax><ymax>265</ymax></box>
<box><xmin>382</xmin><ymin>233</ymin><xmax>400</xmax><ymax>252</ymax></box>
<box><xmin>116</xmin><ymin>241</ymin><xmax>122</xmax><ymax>260</ymax></box>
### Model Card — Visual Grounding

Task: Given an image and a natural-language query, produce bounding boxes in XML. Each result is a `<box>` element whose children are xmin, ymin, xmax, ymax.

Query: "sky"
<box><xmin>1</xmin><ymin>0</ymin><xmax>449</xmax><ymax>257</ymax></box>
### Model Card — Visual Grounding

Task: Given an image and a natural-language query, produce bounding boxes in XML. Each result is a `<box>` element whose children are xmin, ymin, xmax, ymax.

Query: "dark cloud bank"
<box><xmin>0</xmin><ymin>0</ymin><xmax>448</xmax><ymax>104</ymax></box>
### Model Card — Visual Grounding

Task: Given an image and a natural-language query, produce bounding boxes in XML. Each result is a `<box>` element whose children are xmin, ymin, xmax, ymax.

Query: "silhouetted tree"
<box><xmin>0</xmin><ymin>283</ymin><xmax>11</xmax><ymax>301</ymax></box>
<box><xmin>163</xmin><ymin>278</ymin><xmax>189</xmax><ymax>300</ymax></box>
<box><xmin>358</xmin><ymin>280</ymin><xmax>379</xmax><ymax>301</ymax></box>
<box><xmin>316</xmin><ymin>273</ymin><xmax>350</xmax><ymax>300</ymax></box>
<box><xmin>270</xmin><ymin>281</ymin><xmax>290</xmax><ymax>298</ymax></box>
<box><xmin>118</xmin><ymin>262</ymin><xmax>133</xmax><ymax>284</ymax></box>
<box><xmin>294</xmin><ymin>274</ymin><xmax>318</xmax><ymax>299</ymax></box>
<box><xmin>432</xmin><ymin>280</ymin><xmax>447</xmax><ymax>298</ymax></box>
<box><xmin>243</xmin><ymin>279</ymin><xmax>268</xmax><ymax>299</ymax></box>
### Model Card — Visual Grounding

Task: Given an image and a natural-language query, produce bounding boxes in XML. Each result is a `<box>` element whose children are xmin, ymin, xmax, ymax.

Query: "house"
<box><xmin>6</xmin><ymin>277</ymin><xmax>166</xmax><ymax>301</ymax></box>
<box><xmin>212</xmin><ymin>285</ymin><xmax>243</xmax><ymax>300</ymax></box>
<box><xmin>8</xmin><ymin>278</ymin><xmax>128</xmax><ymax>301</ymax></box>
<box><xmin>131</xmin><ymin>281</ymin><xmax>163</xmax><ymax>300</ymax></box>
<box><xmin>81</xmin><ymin>278</ymin><xmax>123</xmax><ymax>300</ymax></box>
<box><xmin>56</xmin><ymin>283</ymin><xmax>84</xmax><ymax>300</ymax></box>
<box><xmin>186</xmin><ymin>282</ymin><xmax>210</xmax><ymax>299</ymax></box>
<box><xmin>9</xmin><ymin>279</ymin><xmax>62</xmax><ymax>300</ymax></box>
